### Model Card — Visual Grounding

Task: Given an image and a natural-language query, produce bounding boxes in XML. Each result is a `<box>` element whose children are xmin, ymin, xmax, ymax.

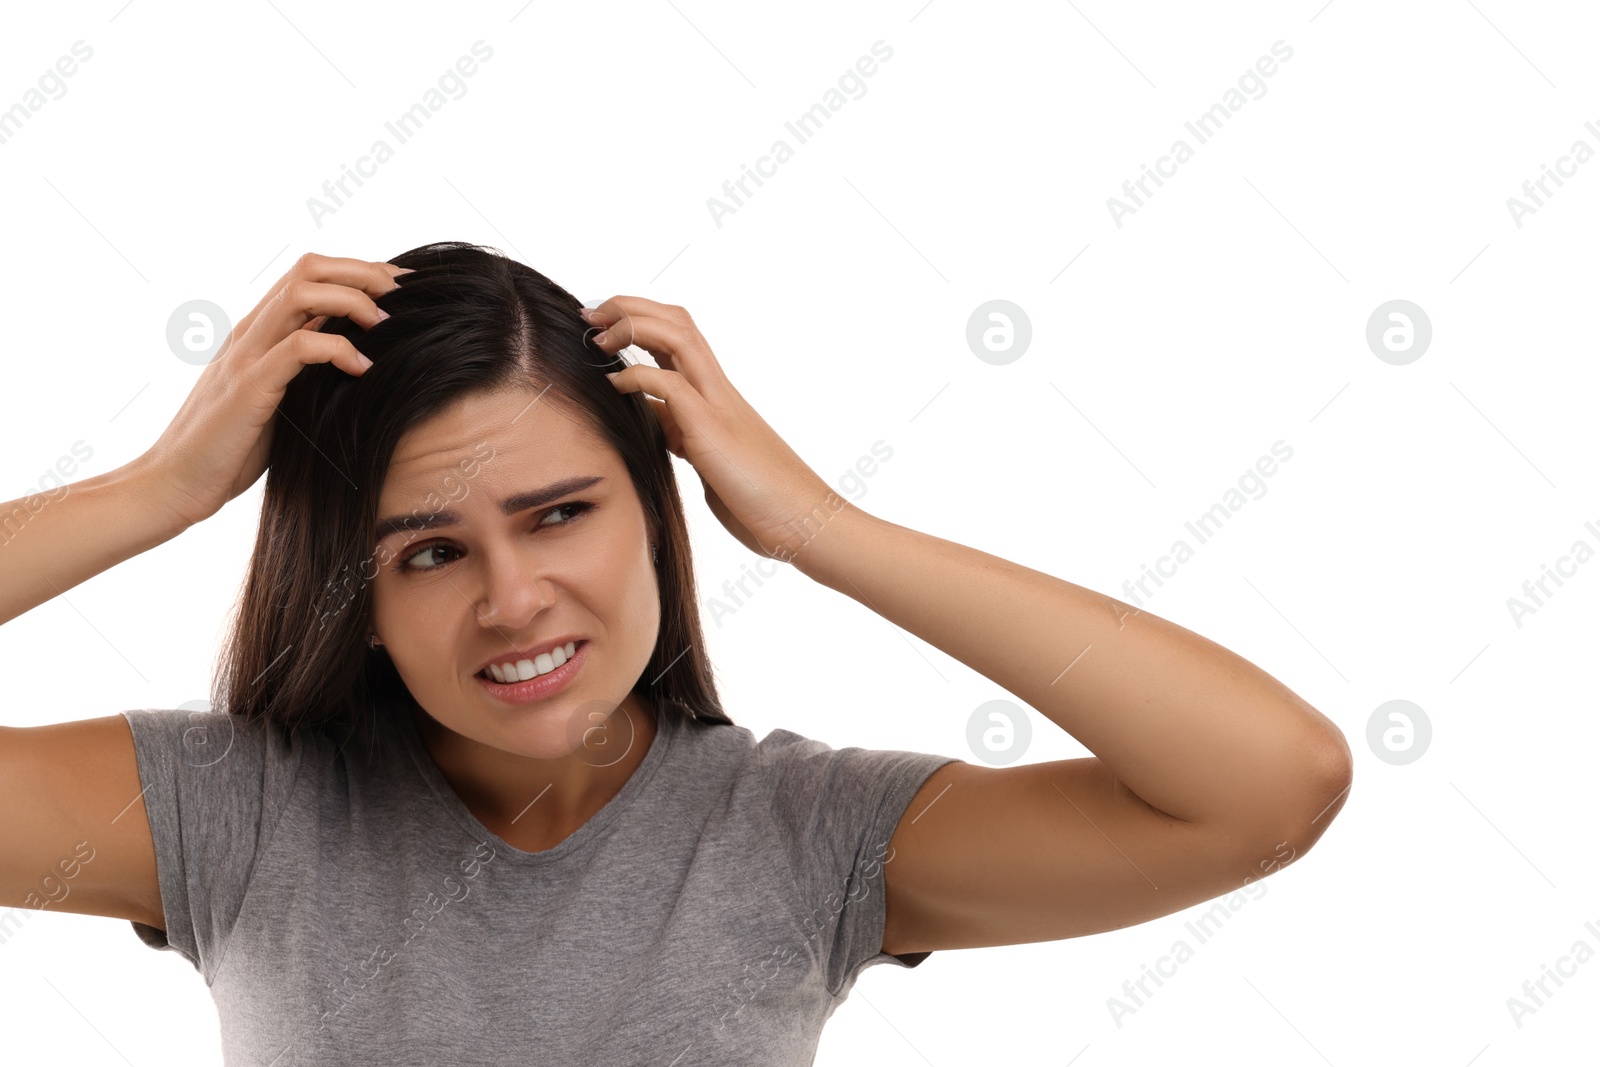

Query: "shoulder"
<box><xmin>118</xmin><ymin>706</ymin><xmax>346</xmax><ymax>796</ymax></box>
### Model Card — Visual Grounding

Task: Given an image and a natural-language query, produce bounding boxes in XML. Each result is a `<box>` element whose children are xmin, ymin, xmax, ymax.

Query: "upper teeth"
<box><xmin>485</xmin><ymin>642</ymin><xmax>577</xmax><ymax>683</ymax></box>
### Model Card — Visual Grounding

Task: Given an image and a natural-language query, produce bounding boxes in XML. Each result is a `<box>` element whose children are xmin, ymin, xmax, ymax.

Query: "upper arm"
<box><xmin>0</xmin><ymin>716</ymin><xmax>164</xmax><ymax>930</ymax></box>
<box><xmin>881</xmin><ymin>754</ymin><xmax>1345</xmax><ymax>955</ymax></box>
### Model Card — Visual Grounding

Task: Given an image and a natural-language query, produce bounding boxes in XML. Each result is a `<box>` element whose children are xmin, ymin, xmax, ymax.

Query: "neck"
<box><xmin>413</xmin><ymin>693</ymin><xmax>658</xmax><ymax>848</ymax></box>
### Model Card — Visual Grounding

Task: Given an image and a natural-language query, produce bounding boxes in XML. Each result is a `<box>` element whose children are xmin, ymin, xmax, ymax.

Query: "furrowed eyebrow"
<box><xmin>374</xmin><ymin>475</ymin><xmax>604</xmax><ymax>542</ymax></box>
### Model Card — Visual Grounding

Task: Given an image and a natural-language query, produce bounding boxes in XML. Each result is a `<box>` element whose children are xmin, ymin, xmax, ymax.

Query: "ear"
<box><xmin>647</xmin><ymin>517</ymin><xmax>665</xmax><ymax>559</ymax></box>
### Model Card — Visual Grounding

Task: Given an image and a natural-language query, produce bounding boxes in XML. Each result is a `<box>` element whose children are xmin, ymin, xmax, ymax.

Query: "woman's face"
<box><xmin>368</xmin><ymin>384</ymin><xmax>661</xmax><ymax>760</ymax></box>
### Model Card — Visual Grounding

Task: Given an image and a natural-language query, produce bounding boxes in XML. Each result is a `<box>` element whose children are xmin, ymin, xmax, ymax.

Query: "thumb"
<box><xmin>646</xmin><ymin>396</ymin><xmax>687</xmax><ymax>459</ymax></box>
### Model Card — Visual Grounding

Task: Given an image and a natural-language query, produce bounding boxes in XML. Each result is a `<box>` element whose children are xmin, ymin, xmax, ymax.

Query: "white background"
<box><xmin>2</xmin><ymin>1</ymin><xmax>1597</xmax><ymax>1064</ymax></box>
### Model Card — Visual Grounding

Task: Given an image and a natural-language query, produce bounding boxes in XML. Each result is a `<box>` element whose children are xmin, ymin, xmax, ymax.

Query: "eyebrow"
<box><xmin>374</xmin><ymin>475</ymin><xmax>605</xmax><ymax>542</ymax></box>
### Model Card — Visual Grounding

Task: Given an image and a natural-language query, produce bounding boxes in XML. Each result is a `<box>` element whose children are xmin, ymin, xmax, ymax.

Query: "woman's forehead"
<box><xmin>386</xmin><ymin>390</ymin><xmax>604</xmax><ymax>485</ymax></box>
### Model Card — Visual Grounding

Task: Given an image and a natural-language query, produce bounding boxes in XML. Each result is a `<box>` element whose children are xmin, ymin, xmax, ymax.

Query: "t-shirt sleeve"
<box><xmin>118</xmin><ymin>707</ymin><xmax>309</xmax><ymax>985</ymax></box>
<box><xmin>759</xmin><ymin>728</ymin><xmax>960</xmax><ymax>999</ymax></box>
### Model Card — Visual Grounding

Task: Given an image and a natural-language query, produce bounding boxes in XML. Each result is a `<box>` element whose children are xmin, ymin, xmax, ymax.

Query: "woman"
<box><xmin>0</xmin><ymin>242</ymin><xmax>1352</xmax><ymax>1064</ymax></box>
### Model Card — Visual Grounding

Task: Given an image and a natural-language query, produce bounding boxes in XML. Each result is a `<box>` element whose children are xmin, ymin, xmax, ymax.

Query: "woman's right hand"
<box><xmin>138</xmin><ymin>253</ymin><xmax>406</xmax><ymax>530</ymax></box>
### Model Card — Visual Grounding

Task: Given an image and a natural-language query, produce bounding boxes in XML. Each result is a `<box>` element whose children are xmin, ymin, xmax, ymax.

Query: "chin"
<box><xmin>476</xmin><ymin>694</ymin><xmax>640</xmax><ymax>763</ymax></box>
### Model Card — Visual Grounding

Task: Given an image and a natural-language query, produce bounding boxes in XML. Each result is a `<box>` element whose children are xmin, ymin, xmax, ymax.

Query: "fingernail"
<box><xmin>357</xmin><ymin>355</ymin><xmax>374</xmax><ymax>371</ymax></box>
<box><xmin>606</xmin><ymin>371</ymin><xmax>620</xmax><ymax>382</ymax></box>
<box><xmin>579</xmin><ymin>307</ymin><xmax>598</xmax><ymax>322</ymax></box>
<box><xmin>374</xmin><ymin>309</ymin><xmax>391</xmax><ymax>322</ymax></box>
<box><xmin>592</xmin><ymin>329</ymin><xmax>608</xmax><ymax>344</ymax></box>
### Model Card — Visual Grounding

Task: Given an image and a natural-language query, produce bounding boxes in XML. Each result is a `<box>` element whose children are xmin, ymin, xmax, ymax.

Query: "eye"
<box><xmin>538</xmin><ymin>500</ymin><xmax>594</xmax><ymax>528</ymax></box>
<box><xmin>398</xmin><ymin>543</ymin><xmax>461</xmax><ymax>572</ymax></box>
<box><xmin>394</xmin><ymin>501</ymin><xmax>596</xmax><ymax>574</ymax></box>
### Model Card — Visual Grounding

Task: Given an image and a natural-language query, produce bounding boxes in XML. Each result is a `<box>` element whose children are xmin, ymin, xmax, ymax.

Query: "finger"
<box><xmin>608</xmin><ymin>363</ymin><xmax>706</xmax><ymax>418</ymax></box>
<box><xmin>255</xmin><ymin>328</ymin><xmax>374</xmax><ymax>389</ymax></box>
<box><xmin>586</xmin><ymin>296</ymin><xmax>684</xmax><ymax>352</ymax></box>
<box><xmin>240</xmin><ymin>279</ymin><xmax>390</xmax><ymax>363</ymax></box>
<box><xmin>230</xmin><ymin>255</ymin><xmax>406</xmax><ymax>350</ymax></box>
<box><xmin>611</xmin><ymin>365</ymin><xmax>723</xmax><ymax>468</ymax></box>
<box><xmin>589</xmin><ymin>298</ymin><xmax>727</xmax><ymax>401</ymax></box>
<box><xmin>644</xmin><ymin>395</ymin><xmax>687</xmax><ymax>458</ymax></box>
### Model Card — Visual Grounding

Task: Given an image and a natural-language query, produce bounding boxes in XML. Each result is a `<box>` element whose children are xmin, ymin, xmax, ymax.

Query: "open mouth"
<box><xmin>475</xmin><ymin>640</ymin><xmax>585</xmax><ymax>684</ymax></box>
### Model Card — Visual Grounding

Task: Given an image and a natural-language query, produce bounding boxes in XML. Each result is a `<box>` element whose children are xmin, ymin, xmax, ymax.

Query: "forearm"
<box><xmin>0</xmin><ymin>459</ymin><xmax>189</xmax><ymax>627</ymax></box>
<box><xmin>792</xmin><ymin>503</ymin><xmax>1351</xmax><ymax>831</ymax></box>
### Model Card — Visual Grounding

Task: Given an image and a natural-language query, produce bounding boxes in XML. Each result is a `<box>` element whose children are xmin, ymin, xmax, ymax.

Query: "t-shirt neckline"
<box><xmin>394</xmin><ymin>698</ymin><xmax>675</xmax><ymax>866</ymax></box>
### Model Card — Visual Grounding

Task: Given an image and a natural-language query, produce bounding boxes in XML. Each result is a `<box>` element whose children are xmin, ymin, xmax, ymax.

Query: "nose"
<box><xmin>471</xmin><ymin>543</ymin><xmax>557</xmax><ymax>631</ymax></box>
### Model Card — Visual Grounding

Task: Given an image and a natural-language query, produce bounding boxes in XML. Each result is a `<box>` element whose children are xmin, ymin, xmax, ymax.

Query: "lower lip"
<box><xmin>473</xmin><ymin>642</ymin><xmax>587</xmax><ymax>705</ymax></box>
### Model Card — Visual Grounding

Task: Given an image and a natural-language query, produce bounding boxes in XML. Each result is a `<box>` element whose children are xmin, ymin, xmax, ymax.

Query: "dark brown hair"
<box><xmin>211</xmin><ymin>241</ymin><xmax>732</xmax><ymax>755</ymax></box>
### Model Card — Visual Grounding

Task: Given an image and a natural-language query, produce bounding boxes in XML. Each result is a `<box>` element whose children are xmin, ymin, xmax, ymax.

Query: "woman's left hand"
<box><xmin>584</xmin><ymin>297</ymin><xmax>843</xmax><ymax>563</ymax></box>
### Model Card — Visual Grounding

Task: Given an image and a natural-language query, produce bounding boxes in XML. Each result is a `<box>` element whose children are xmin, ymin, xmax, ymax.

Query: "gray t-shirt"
<box><xmin>120</xmin><ymin>698</ymin><xmax>959</xmax><ymax>1065</ymax></box>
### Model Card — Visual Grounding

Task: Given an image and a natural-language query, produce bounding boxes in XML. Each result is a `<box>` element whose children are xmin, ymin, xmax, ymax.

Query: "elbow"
<box><xmin>1228</xmin><ymin>722</ymin><xmax>1353</xmax><ymax>872</ymax></box>
<box><xmin>1308</xmin><ymin>723</ymin><xmax>1355</xmax><ymax>815</ymax></box>
<box><xmin>1272</xmin><ymin>725</ymin><xmax>1354</xmax><ymax>863</ymax></box>
<box><xmin>1273</xmin><ymin>692</ymin><xmax>1354</xmax><ymax>830</ymax></box>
